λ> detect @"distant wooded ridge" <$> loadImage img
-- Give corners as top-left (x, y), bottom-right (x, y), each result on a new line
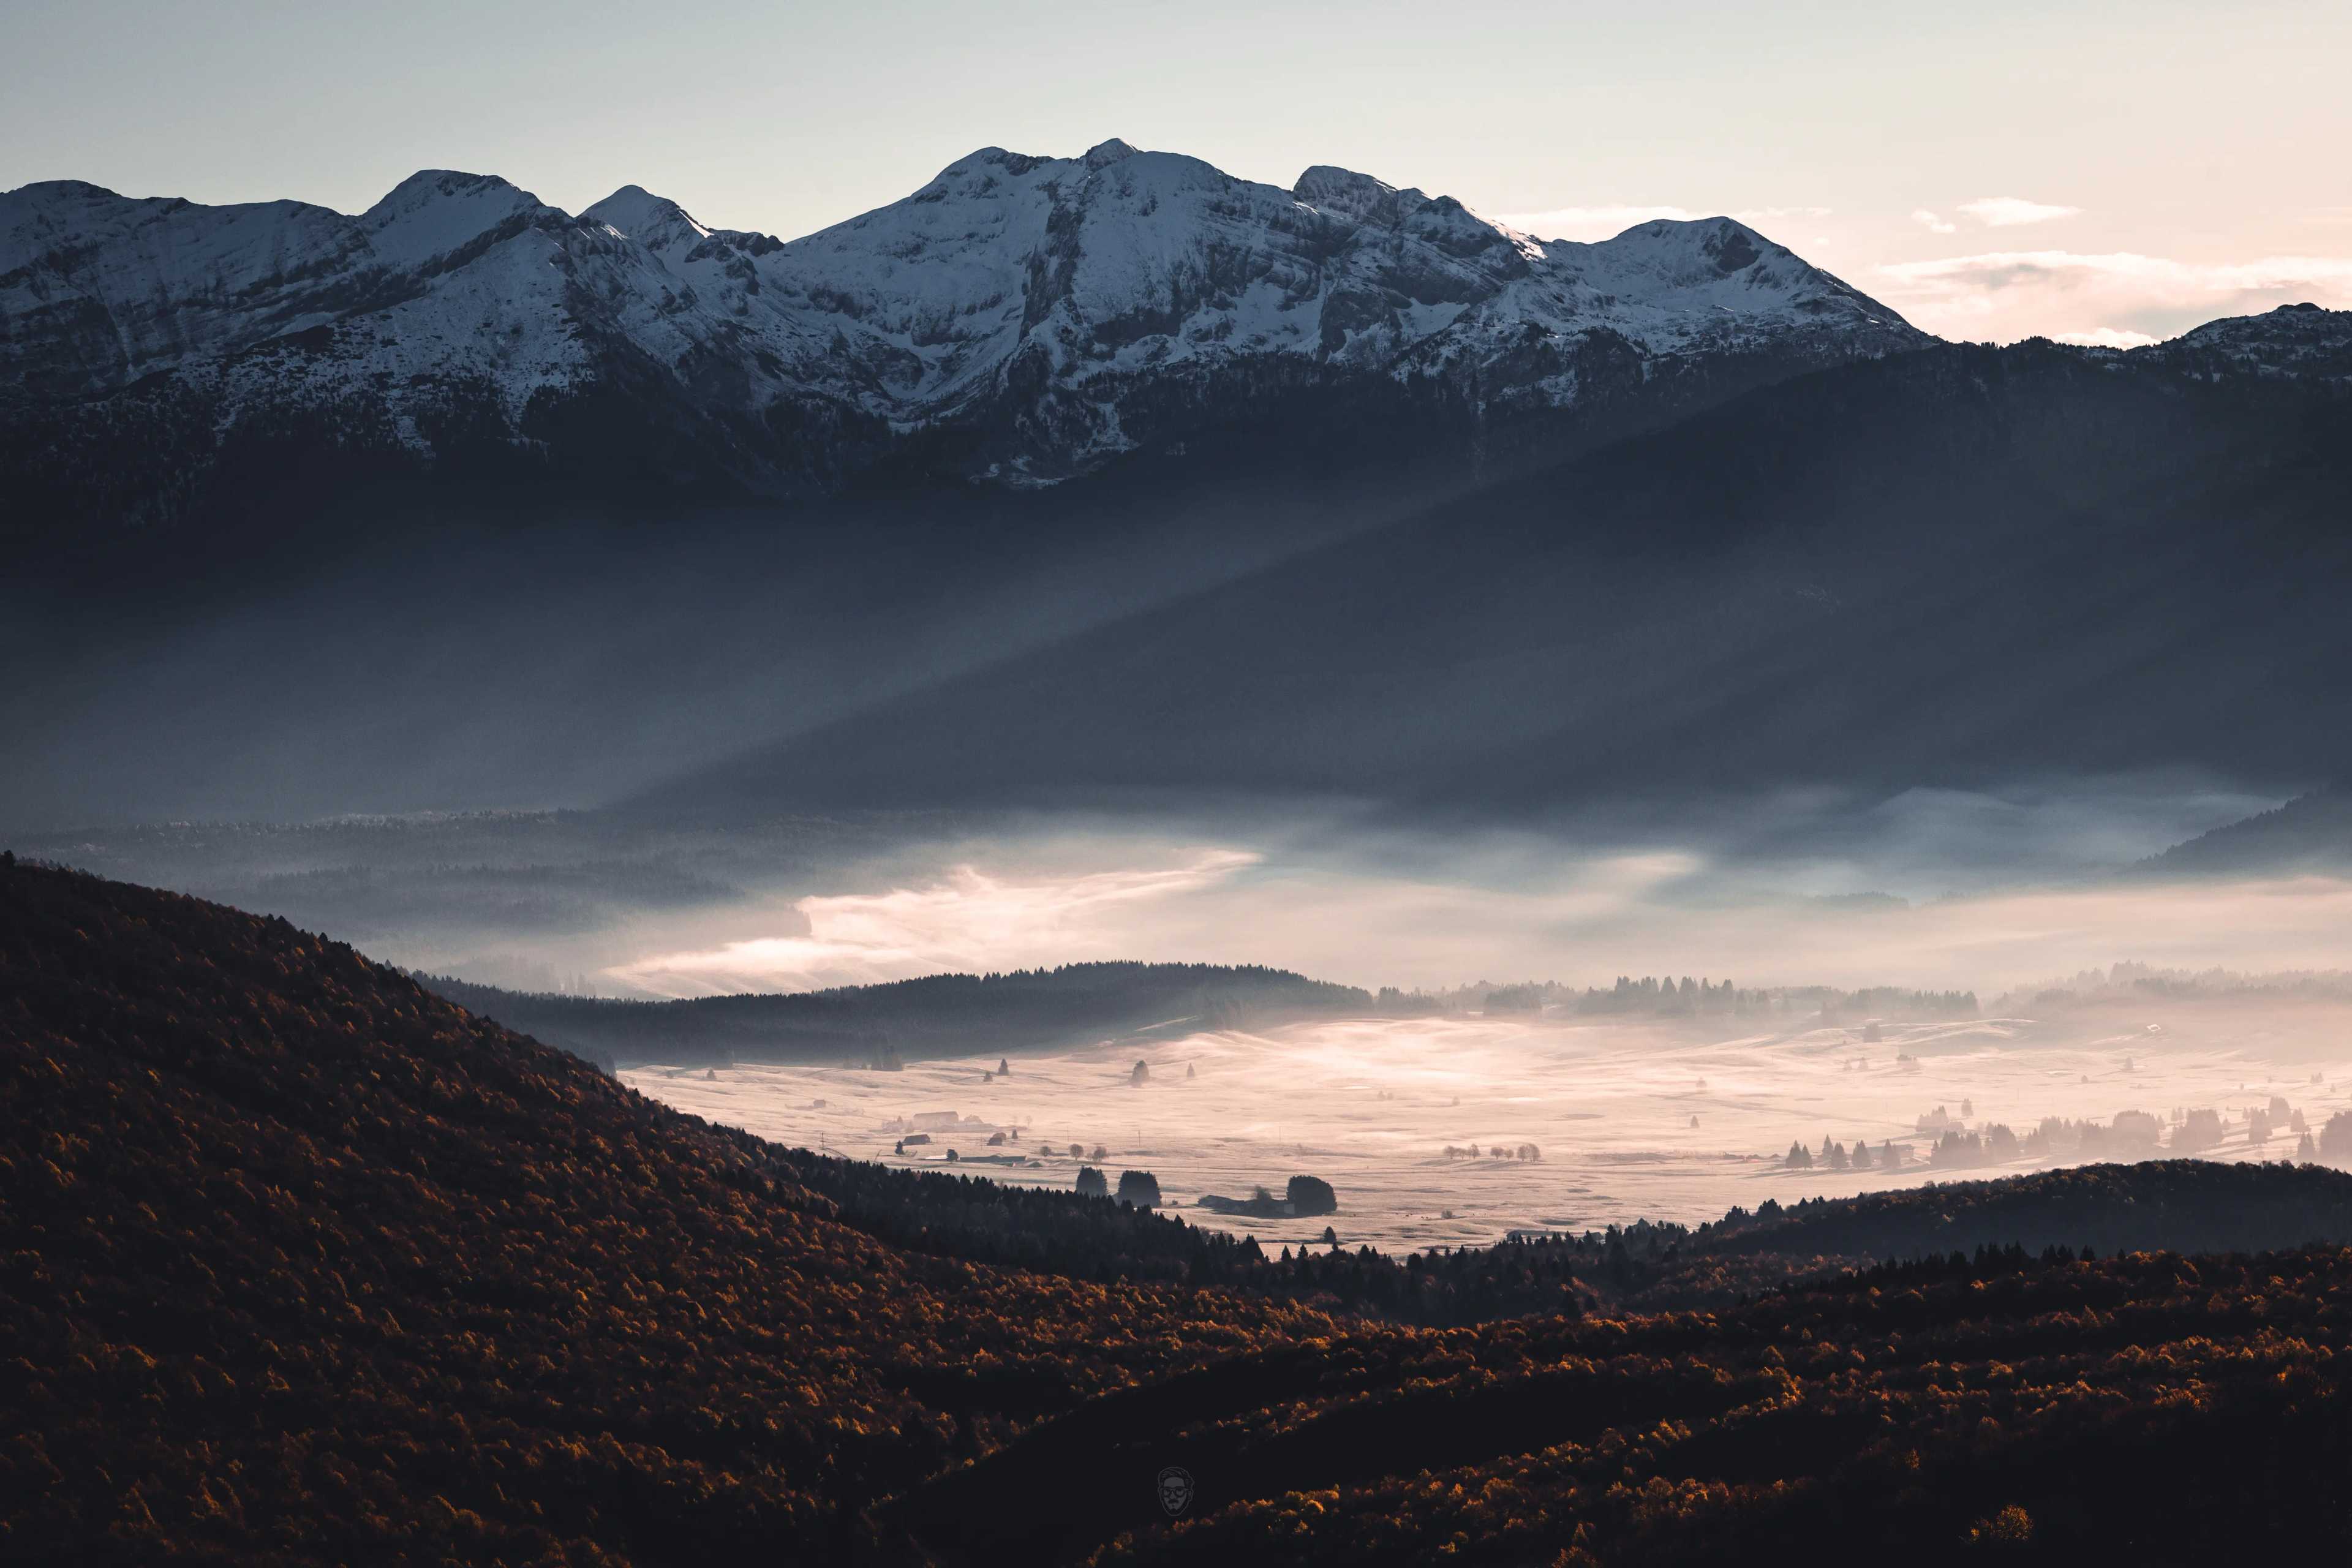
top-left (2130, 782), bottom-right (2352, 878)
top-left (413, 963), bottom-right (1992, 1069)
top-left (415, 961), bottom-right (1372, 1068)
top-left (1457, 976), bottom-right (1978, 1018)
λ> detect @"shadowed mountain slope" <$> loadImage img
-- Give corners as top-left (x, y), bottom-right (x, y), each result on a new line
top-left (2135, 783), bottom-right (2352, 877)
top-left (9, 309), bottom-right (2346, 831)
top-left (0, 857), bottom-right (1314, 1563)
top-left (643, 325), bottom-right (2352, 818)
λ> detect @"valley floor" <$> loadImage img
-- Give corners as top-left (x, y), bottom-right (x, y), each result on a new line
top-left (624, 1004), bottom-right (2352, 1250)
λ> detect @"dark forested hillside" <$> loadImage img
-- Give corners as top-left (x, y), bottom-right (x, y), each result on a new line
top-left (6, 858), bottom-right (2351, 1565)
top-left (2135, 783), bottom-right (2352, 877)
top-left (0, 858), bottom-right (1317, 1564)
top-left (418, 961), bottom-right (1371, 1067)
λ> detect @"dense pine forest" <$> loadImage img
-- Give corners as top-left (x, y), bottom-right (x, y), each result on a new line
top-left (5, 856), bottom-right (2350, 1564)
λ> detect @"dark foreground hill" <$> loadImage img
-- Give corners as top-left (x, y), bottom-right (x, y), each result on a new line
top-left (418, 962), bottom-right (1371, 1069)
top-left (0, 858), bottom-right (1314, 1564)
top-left (5, 858), bottom-right (2351, 1564)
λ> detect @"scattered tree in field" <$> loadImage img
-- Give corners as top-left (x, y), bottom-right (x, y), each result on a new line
top-left (2173, 1108), bottom-right (2223, 1152)
top-left (1286, 1175), bottom-right (1338, 1215)
top-left (1116, 1169), bottom-right (1163, 1207)
top-left (2320, 1111), bottom-right (2352, 1163)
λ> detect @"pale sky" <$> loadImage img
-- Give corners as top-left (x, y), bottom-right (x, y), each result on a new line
top-left (7, 0), bottom-right (2348, 345)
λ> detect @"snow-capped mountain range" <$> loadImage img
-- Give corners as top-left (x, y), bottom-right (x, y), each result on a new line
top-left (1, 140), bottom-right (1931, 507)
top-left (4, 139), bottom-right (2340, 514)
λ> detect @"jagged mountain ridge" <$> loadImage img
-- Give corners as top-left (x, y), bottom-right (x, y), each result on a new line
top-left (2, 139), bottom-right (1925, 513)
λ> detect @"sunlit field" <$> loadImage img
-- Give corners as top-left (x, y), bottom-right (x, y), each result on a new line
top-left (625, 1001), bottom-right (2352, 1250)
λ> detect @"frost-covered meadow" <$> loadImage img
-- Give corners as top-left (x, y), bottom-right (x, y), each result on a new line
top-left (624, 1002), bottom-right (2352, 1251)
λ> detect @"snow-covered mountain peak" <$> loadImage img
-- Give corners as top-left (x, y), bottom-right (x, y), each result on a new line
top-left (1, 180), bottom-right (148, 271)
top-left (582, 185), bottom-right (723, 254)
top-left (0, 178), bottom-right (380, 395)
top-left (2, 177), bottom-right (134, 225)
top-left (1083, 137), bottom-right (1139, 170)
top-left (1, 179), bottom-right (349, 276)
top-left (1599, 216), bottom-right (1770, 271)
top-left (1292, 165), bottom-right (1398, 222)
top-left (584, 184), bottom-right (692, 233)
top-left (1523, 216), bottom-right (1905, 335)
top-left (1290, 166), bottom-right (1534, 271)
top-left (359, 170), bottom-right (562, 271)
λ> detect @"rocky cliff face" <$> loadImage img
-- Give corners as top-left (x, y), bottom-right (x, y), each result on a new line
top-left (0, 139), bottom-right (2092, 524)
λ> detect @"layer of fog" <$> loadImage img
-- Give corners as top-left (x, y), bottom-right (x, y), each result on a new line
top-left (597, 780), bottom-right (2299, 1000)
top-left (627, 1000), bottom-right (2352, 1245)
top-left (33, 775), bottom-right (2352, 1244)
top-left (16, 775), bottom-right (2329, 1003)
